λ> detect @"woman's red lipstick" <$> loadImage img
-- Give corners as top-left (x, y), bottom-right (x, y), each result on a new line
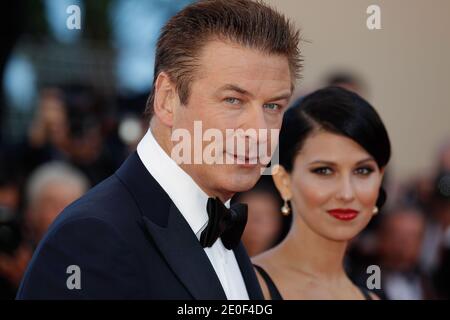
top-left (327, 209), bottom-right (359, 221)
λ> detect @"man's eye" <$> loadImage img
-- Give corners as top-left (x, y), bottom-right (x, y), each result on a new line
top-left (263, 103), bottom-right (281, 111)
top-left (312, 167), bottom-right (333, 175)
top-left (355, 167), bottom-right (374, 176)
top-left (225, 97), bottom-right (241, 105)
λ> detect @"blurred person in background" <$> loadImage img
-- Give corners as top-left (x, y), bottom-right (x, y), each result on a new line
top-left (62, 84), bottom-right (127, 186)
top-left (433, 224), bottom-right (450, 299)
top-left (24, 161), bottom-right (89, 247)
top-left (418, 139), bottom-right (450, 278)
top-left (375, 206), bottom-right (434, 299)
top-left (0, 152), bottom-right (23, 214)
top-left (28, 88), bottom-right (71, 159)
top-left (0, 152), bottom-right (30, 299)
top-left (67, 109), bottom-right (117, 186)
top-left (0, 88), bottom-right (70, 203)
top-left (0, 207), bottom-right (31, 300)
top-left (22, 88), bottom-right (72, 176)
top-left (437, 138), bottom-right (450, 171)
top-left (233, 176), bottom-right (291, 257)
top-left (19, 84), bottom-right (126, 187)
top-left (402, 173), bottom-right (435, 214)
top-left (433, 230), bottom-right (450, 299)
top-left (430, 167), bottom-right (450, 298)
top-left (325, 71), bottom-right (368, 99)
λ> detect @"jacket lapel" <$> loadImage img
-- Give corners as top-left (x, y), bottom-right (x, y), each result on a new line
top-left (142, 204), bottom-right (227, 299)
top-left (234, 243), bottom-right (264, 300)
top-left (115, 152), bottom-right (226, 299)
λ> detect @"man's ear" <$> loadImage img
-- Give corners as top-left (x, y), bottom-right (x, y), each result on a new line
top-left (271, 164), bottom-right (293, 201)
top-left (153, 72), bottom-right (178, 127)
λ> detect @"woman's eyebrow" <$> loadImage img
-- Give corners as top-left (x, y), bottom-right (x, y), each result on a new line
top-left (308, 160), bottom-right (336, 166)
top-left (356, 157), bottom-right (376, 165)
top-left (308, 157), bottom-right (375, 166)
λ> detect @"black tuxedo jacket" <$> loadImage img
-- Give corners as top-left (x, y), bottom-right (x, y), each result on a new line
top-left (17, 152), bottom-right (263, 299)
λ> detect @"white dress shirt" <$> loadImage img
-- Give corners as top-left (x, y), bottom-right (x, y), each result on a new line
top-left (137, 128), bottom-right (249, 300)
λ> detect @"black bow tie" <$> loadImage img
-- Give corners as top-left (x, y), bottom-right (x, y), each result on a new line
top-left (200, 197), bottom-right (248, 250)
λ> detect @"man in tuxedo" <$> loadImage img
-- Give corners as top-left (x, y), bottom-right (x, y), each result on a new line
top-left (17, 0), bottom-right (302, 299)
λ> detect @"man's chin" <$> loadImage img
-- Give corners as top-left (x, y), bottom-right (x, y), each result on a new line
top-left (222, 170), bottom-right (261, 193)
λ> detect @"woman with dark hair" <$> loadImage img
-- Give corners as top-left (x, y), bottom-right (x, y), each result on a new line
top-left (253, 86), bottom-right (391, 300)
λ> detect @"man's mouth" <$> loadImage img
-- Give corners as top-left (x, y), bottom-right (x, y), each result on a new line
top-left (225, 152), bottom-right (259, 166)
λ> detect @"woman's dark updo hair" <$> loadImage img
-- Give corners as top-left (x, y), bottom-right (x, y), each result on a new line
top-left (279, 86), bottom-right (391, 209)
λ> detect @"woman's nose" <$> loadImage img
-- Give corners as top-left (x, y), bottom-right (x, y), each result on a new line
top-left (336, 175), bottom-right (355, 202)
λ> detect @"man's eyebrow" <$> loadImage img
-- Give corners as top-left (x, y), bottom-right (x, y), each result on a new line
top-left (218, 84), bottom-right (254, 98)
top-left (270, 92), bottom-right (292, 102)
top-left (217, 84), bottom-right (292, 101)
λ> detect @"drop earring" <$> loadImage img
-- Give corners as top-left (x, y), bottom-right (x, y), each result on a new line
top-left (281, 199), bottom-right (291, 216)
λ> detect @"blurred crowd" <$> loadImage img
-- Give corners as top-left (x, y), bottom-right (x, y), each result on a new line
top-left (0, 74), bottom-right (449, 300)
top-left (0, 84), bottom-right (147, 299)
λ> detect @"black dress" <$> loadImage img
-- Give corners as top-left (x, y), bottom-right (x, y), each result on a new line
top-left (254, 265), bottom-right (373, 300)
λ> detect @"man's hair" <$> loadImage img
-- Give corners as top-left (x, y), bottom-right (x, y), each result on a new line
top-left (144, 0), bottom-right (302, 118)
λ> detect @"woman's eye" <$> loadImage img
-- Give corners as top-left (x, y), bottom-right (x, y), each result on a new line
top-left (355, 167), bottom-right (374, 176)
top-left (263, 103), bottom-right (281, 111)
top-left (225, 97), bottom-right (241, 105)
top-left (312, 167), bottom-right (333, 175)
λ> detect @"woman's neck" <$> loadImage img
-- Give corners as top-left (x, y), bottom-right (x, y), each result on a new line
top-left (277, 215), bottom-right (349, 284)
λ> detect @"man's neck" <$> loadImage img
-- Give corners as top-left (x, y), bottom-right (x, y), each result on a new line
top-left (150, 123), bottom-right (233, 203)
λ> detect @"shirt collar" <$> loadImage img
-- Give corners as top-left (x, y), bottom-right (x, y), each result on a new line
top-left (137, 129), bottom-right (230, 239)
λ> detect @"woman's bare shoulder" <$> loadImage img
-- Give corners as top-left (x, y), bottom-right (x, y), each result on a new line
top-left (251, 250), bottom-right (280, 300)
top-left (251, 247), bottom-right (279, 268)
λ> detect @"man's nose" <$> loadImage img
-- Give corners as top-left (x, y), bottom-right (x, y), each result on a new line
top-left (244, 104), bottom-right (269, 131)
top-left (240, 105), bottom-right (271, 146)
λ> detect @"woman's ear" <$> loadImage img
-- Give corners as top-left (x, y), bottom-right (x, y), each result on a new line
top-left (271, 164), bottom-right (293, 201)
top-left (379, 167), bottom-right (386, 181)
top-left (153, 71), bottom-right (179, 127)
